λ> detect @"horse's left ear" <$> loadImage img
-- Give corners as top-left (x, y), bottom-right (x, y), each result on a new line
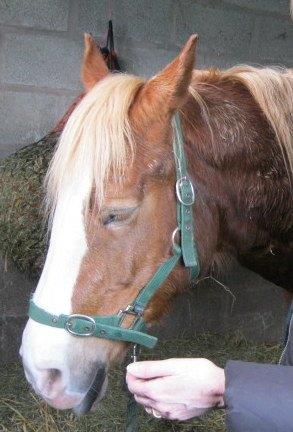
top-left (139, 35), bottom-right (198, 114)
top-left (81, 33), bottom-right (109, 91)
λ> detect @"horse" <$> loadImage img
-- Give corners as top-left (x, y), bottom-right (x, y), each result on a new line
top-left (20, 33), bottom-right (293, 413)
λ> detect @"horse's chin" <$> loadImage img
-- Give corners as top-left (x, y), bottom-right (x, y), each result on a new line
top-left (73, 369), bottom-right (108, 415)
top-left (44, 393), bottom-right (83, 410)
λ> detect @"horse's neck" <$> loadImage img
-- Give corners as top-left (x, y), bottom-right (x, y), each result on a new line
top-left (183, 73), bottom-right (292, 266)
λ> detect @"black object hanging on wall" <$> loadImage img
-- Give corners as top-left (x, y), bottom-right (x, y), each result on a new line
top-left (101, 20), bottom-right (121, 71)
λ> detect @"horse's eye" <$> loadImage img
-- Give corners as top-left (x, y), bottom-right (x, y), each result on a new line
top-left (103, 213), bottom-right (117, 225)
top-left (101, 207), bottom-right (138, 227)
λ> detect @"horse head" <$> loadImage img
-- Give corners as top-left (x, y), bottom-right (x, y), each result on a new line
top-left (20, 34), bottom-right (201, 411)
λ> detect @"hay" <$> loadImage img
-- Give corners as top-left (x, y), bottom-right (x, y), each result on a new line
top-left (0, 132), bottom-right (59, 276)
top-left (0, 333), bottom-right (281, 432)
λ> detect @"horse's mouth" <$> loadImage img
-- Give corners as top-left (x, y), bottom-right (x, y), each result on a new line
top-left (73, 368), bottom-right (108, 415)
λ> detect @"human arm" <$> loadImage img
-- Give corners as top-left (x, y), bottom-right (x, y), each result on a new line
top-left (225, 360), bottom-right (293, 432)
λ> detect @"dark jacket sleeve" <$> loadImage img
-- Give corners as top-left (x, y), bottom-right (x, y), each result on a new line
top-left (224, 360), bottom-right (293, 432)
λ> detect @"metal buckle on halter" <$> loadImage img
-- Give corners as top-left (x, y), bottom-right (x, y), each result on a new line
top-left (118, 304), bottom-right (143, 318)
top-left (65, 314), bottom-right (96, 337)
top-left (176, 176), bottom-right (195, 206)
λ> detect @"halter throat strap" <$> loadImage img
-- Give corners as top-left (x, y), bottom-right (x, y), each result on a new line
top-left (28, 112), bottom-right (200, 349)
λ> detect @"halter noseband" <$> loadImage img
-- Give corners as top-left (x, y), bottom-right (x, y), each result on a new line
top-left (28, 112), bottom-right (200, 349)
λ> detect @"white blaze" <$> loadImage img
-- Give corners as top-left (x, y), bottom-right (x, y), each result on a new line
top-left (21, 178), bottom-right (89, 372)
top-left (34, 183), bottom-right (88, 314)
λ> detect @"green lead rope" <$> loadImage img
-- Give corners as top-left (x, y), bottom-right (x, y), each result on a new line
top-left (126, 389), bottom-right (140, 432)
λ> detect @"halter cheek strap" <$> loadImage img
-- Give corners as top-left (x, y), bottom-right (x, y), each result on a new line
top-left (173, 113), bottom-right (199, 276)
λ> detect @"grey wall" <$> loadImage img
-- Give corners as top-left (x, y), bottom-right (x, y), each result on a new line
top-left (0, 0), bottom-right (292, 158)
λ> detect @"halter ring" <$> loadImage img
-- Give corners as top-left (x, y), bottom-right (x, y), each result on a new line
top-left (172, 227), bottom-right (180, 248)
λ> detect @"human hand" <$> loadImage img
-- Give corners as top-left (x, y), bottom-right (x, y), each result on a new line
top-left (126, 358), bottom-right (225, 421)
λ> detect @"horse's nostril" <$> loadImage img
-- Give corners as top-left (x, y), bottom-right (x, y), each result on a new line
top-left (36, 368), bottom-right (64, 399)
top-left (48, 368), bottom-right (62, 384)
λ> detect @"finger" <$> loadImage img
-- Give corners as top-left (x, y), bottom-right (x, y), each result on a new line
top-left (171, 407), bottom-right (210, 421)
top-left (134, 394), bottom-right (154, 407)
top-left (127, 359), bottom-right (176, 379)
top-left (152, 402), bottom-right (186, 416)
top-left (134, 394), bottom-right (186, 417)
top-left (126, 374), bottom-right (152, 397)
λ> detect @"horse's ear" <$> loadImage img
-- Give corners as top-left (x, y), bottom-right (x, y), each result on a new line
top-left (140, 35), bottom-right (198, 114)
top-left (81, 33), bottom-right (109, 91)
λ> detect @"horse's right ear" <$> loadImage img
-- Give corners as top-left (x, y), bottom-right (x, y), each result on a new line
top-left (133, 35), bottom-right (198, 122)
top-left (81, 34), bottom-right (109, 91)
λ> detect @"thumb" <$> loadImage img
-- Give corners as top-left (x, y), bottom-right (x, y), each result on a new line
top-left (127, 359), bottom-right (176, 379)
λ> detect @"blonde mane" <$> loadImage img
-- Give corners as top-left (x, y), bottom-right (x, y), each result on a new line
top-left (47, 65), bottom-right (293, 224)
top-left (45, 74), bottom-right (144, 219)
top-left (221, 65), bottom-right (293, 182)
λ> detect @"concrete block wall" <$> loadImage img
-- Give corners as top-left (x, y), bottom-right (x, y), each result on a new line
top-left (0, 0), bottom-right (292, 158)
top-left (0, 257), bottom-right (36, 363)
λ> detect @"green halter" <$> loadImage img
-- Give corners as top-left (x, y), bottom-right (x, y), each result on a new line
top-left (28, 112), bottom-right (200, 430)
top-left (28, 112), bottom-right (199, 348)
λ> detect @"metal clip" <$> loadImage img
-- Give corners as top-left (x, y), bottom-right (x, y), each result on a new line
top-left (118, 303), bottom-right (144, 318)
top-left (131, 344), bottom-right (141, 363)
top-left (118, 304), bottom-right (138, 318)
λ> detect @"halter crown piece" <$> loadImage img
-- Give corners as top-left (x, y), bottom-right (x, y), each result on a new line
top-left (28, 112), bottom-right (200, 430)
